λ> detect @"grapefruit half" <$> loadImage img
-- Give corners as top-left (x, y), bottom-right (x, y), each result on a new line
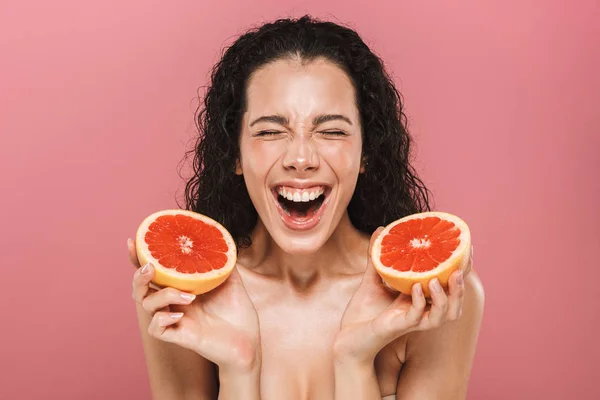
top-left (371, 211), bottom-right (471, 297)
top-left (135, 209), bottom-right (237, 295)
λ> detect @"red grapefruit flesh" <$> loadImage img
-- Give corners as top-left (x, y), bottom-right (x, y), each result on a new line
top-left (135, 209), bottom-right (237, 294)
top-left (371, 211), bottom-right (471, 297)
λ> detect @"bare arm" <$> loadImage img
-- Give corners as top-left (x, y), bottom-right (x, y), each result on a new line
top-left (395, 271), bottom-right (485, 399)
top-left (333, 359), bottom-right (382, 399)
top-left (334, 272), bottom-right (484, 400)
top-left (129, 239), bottom-right (261, 400)
top-left (136, 303), bottom-right (218, 400)
top-left (333, 231), bottom-right (479, 400)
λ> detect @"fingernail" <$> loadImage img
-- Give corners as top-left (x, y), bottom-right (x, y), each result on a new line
top-left (170, 312), bottom-right (183, 319)
top-left (180, 292), bottom-right (196, 301)
top-left (431, 278), bottom-right (443, 293)
top-left (141, 263), bottom-right (151, 274)
top-left (457, 271), bottom-right (464, 285)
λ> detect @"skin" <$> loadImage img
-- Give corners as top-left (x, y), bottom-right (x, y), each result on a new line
top-left (129, 57), bottom-right (485, 399)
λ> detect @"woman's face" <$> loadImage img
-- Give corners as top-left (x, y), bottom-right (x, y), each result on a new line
top-left (238, 57), bottom-right (364, 254)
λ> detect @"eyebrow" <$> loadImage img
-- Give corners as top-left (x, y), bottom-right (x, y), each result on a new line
top-left (249, 113), bottom-right (353, 127)
top-left (249, 115), bottom-right (289, 127)
top-left (313, 114), bottom-right (353, 126)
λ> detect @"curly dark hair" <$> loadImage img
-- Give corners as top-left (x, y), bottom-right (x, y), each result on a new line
top-left (177, 15), bottom-right (432, 249)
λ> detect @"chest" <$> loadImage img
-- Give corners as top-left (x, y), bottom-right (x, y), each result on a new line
top-left (253, 294), bottom-right (402, 399)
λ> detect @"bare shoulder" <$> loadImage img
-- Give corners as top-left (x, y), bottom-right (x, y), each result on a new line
top-left (462, 269), bottom-right (485, 314)
top-left (462, 269), bottom-right (485, 325)
top-left (394, 271), bottom-right (485, 399)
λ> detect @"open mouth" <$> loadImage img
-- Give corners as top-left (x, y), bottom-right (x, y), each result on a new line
top-left (270, 185), bottom-right (332, 229)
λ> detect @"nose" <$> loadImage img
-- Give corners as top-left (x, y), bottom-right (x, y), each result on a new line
top-left (282, 134), bottom-right (319, 172)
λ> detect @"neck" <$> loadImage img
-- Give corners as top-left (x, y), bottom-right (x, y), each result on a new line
top-left (240, 213), bottom-right (370, 291)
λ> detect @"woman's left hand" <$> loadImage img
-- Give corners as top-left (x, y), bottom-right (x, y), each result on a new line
top-left (334, 227), bottom-right (472, 365)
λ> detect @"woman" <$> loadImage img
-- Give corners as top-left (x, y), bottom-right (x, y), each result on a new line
top-left (128, 15), bottom-right (484, 400)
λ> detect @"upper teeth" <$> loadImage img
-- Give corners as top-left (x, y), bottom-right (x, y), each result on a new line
top-left (277, 186), bottom-right (325, 202)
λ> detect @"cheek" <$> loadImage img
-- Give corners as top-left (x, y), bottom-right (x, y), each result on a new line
top-left (318, 142), bottom-right (362, 178)
top-left (242, 141), bottom-right (284, 177)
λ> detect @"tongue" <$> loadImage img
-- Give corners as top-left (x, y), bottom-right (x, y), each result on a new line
top-left (290, 204), bottom-right (313, 219)
top-left (282, 197), bottom-right (322, 219)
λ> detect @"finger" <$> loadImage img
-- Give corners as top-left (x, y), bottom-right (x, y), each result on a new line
top-left (403, 283), bottom-right (427, 327)
top-left (127, 238), bottom-right (141, 269)
top-left (446, 270), bottom-right (465, 320)
top-left (371, 285), bottom-right (425, 343)
top-left (421, 278), bottom-right (449, 329)
top-left (379, 284), bottom-right (426, 333)
top-left (361, 226), bottom-right (386, 285)
top-left (375, 293), bottom-right (412, 338)
top-left (142, 287), bottom-right (196, 315)
top-left (132, 262), bottom-right (155, 303)
top-left (147, 311), bottom-right (184, 340)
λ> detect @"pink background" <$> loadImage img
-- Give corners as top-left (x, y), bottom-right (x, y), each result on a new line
top-left (1, 0), bottom-right (598, 399)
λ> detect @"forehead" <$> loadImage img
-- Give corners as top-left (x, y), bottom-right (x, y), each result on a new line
top-left (245, 57), bottom-right (359, 121)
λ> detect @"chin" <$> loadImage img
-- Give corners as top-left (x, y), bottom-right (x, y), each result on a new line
top-left (270, 231), bottom-right (331, 255)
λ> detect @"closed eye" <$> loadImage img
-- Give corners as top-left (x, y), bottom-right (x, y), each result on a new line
top-left (256, 130), bottom-right (282, 136)
top-left (255, 130), bottom-right (347, 137)
top-left (321, 131), bottom-right (347, 136)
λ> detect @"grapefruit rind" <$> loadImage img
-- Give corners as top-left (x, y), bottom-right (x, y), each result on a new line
top-left (135, 209), bottom-right (237, 295)
top-left (371, 211), bottom-right (471, 297)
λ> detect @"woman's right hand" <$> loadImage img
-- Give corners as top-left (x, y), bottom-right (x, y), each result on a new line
top-left (128, 238), bottom-right (261, 373)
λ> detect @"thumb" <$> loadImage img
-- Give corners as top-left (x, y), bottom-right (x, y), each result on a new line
top-left (127, 238), bottom-right (142, 269)
top-left (223, 265), bottom-right (248, 293)
top-left (371, 305), bottom-right (417, 345)
top-left (361, 226), bottom-right (386, 285)
top-left (204, 265), bottom-right (250, 304)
